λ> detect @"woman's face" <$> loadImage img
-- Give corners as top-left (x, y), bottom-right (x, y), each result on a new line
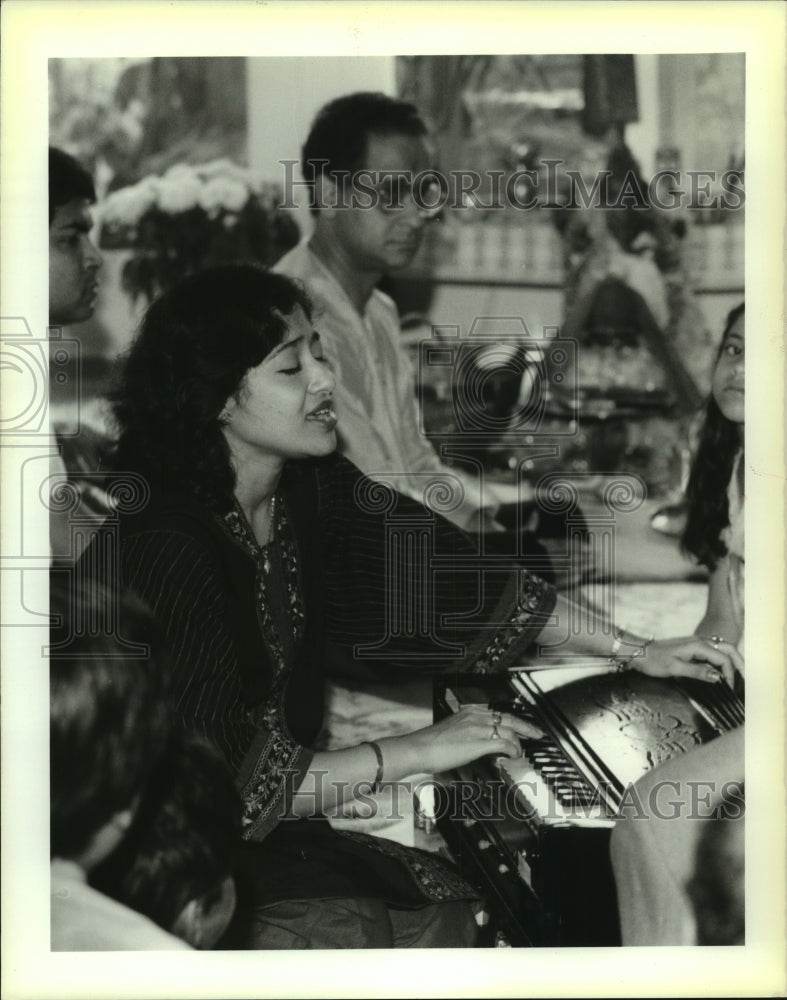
top-left (711, 311), bottom-right (745, 425)
top-left (221, 307), bottom-right (337, 467)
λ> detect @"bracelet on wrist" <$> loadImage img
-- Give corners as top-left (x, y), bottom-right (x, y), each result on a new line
top-left (362, 740), bottom-right (384, 794)
top-left (608, 626), bottom-right (655, 673)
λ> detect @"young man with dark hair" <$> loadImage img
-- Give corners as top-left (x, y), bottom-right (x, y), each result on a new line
top-left (48, 146), bottom-right (103, 326)
top-left (48, 147), bottom-right (105, 561)
top-left (49, 580), bottom-right (188, 950)
top-left (91, 734), bottom-right (242, 950)
top-left (275, 92), bottom-right (525, 535)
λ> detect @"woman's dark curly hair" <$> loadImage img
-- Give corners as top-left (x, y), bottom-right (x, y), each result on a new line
top-left (111, 265), bottom-right (312, 512)
top-left (681, 302), bottom-right (745, 570)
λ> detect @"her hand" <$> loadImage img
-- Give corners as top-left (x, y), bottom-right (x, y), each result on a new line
top-left (413, 705), bottom-right (544, 775)
top-left (634, 636), bottom-right (742, 687)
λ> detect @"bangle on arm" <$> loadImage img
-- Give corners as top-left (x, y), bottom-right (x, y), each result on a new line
top-left (608, 625), bottom-right (655, 672)
top-left (362, 740), bottom-right (384, 794)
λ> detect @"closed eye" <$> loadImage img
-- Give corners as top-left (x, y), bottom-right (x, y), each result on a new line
top-left (310, 332), bottom-right (334, 370)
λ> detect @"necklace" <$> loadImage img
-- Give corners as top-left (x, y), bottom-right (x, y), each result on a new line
top-left (261, 493), bottom-right (277, 574)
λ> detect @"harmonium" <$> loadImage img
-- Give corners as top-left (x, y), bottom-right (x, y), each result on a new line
top-left (431, 663), bottom-right (745, 947)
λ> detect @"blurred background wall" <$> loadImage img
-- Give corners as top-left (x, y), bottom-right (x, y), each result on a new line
top-left (49, 52), bottom-right (744, 501)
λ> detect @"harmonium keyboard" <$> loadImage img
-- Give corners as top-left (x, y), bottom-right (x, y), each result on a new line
top-left (431, 663), bottom-right (745, 947)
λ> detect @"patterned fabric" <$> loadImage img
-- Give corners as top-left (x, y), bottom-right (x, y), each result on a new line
top-left (119, 530), bottom-right (260, 771)
top-left (333, 829), bottom-right (477, 904)
top-left (116, 514), bottom-right (314, 842)
top-left (471, 571), bottom-right (555, 673)
top-left (224, 498), bottom-right (305, 677)
top-left (316, 454), bottom-right (557, 673)
top-left (222, 499), bottom-right (310, 839)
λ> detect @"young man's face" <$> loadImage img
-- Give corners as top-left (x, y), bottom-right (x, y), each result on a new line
top-left (327, 131), bottom-right (435, 276)
top-left (49, 197), bottom-right (103, 325)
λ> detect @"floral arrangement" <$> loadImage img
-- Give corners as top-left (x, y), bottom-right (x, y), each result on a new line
top-left (98, 159), bottom-right (300, 303)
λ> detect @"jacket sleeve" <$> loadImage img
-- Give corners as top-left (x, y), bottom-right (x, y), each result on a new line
top-left (119, 529), bottom-right (313, 841)
top-left (316, 455), bottom-right (556, 674)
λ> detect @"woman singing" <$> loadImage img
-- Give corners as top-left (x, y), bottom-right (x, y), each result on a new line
top-left (89, 265), bottom-right (740, 949)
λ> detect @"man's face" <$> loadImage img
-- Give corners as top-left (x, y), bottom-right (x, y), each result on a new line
top-left (49, 197), bottom-right (103, 325)
top-left (327, 131), bottom-right (435, 276)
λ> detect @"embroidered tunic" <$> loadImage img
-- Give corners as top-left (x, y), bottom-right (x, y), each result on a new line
top-left (99, 454), bottom-right (555, 905)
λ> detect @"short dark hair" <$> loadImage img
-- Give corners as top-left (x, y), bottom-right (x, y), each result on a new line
top-left (90, 733), bottom-right (242, 934)
top-left (301, 91), bottom-right (427, 215)
top-left (49, 146), bottom-right (96, 226)
top-left (111, 265), bottom-right (313, 511)
top-left (49, 577), bottom-right (172, 859)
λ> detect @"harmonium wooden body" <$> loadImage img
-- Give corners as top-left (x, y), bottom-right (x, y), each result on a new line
top-left (431, 663), bottom-right (745, 947)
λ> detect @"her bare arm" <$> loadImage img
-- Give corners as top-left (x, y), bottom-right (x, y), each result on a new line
top-left (289, 706), bottom-right (540, 817)
top-left (694, 557), bottom-right (742, 648)
top-left (541, 593), bottom-right (743, 686)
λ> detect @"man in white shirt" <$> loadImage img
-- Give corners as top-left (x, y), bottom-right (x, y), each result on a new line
top-left (276, 92), bottom-right (528, 536)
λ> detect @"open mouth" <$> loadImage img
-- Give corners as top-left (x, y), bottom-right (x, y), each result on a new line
top-left (306, 400), bottom-right (337, 429)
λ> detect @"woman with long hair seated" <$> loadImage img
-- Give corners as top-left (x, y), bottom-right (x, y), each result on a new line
top-left (87, 265), bottom-right (741, 949)
top-left (610, 303), bottom-right (746, 946)
top-left (682, 302), bottom-right (746, 653)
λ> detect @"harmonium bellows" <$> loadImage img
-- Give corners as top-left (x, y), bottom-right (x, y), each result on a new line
top-left (431, 664), bottom-right (744, 947)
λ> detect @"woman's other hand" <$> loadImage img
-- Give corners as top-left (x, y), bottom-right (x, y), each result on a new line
top-left (635, 636), bottom-right (742, 688)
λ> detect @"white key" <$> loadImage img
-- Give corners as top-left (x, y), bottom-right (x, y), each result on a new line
top-left (496, 753), bottom-right (615, 828)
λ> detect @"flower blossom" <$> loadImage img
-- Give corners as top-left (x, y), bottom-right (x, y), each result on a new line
top-left (198, 175), bottom-right (249, 217)
top-left (157, 167), bottom-right (202, 214)
top-left (198, 158), bottom-right (250, 183)
top-left (100, 177), bottom-right (159, 227)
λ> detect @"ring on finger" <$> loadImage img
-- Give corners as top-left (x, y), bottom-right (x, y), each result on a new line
top-left (490, 723), bottom-right (500, 740)
top-left (491, 710), bottom-right (502, 726)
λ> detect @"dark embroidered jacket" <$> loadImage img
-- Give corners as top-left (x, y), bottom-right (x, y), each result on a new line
top-left (80, 454), bottom-right (555, 903)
